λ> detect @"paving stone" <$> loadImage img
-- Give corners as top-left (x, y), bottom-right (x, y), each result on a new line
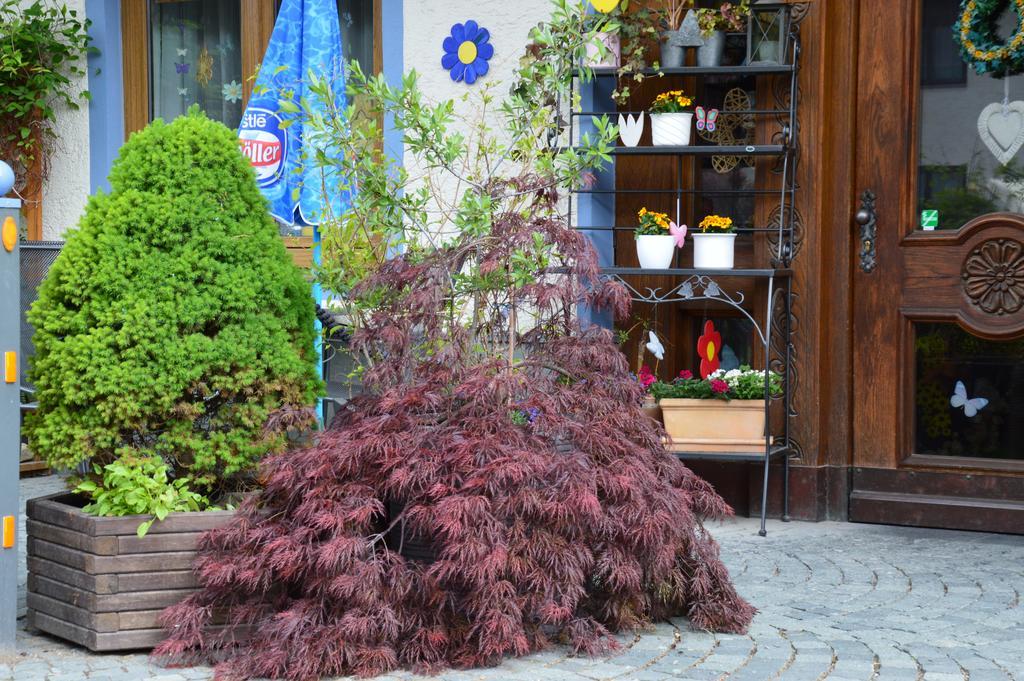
top-left (12, 474), bottom-right (1024, 680)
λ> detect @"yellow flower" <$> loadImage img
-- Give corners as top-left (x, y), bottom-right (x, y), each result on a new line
top-left (698, 214), bottom-right (734, 232)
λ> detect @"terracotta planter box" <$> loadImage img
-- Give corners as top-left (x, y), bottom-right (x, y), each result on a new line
top-left (659, 398), bottom-right (769, 453)
top-left (25, 492), bottom-right (234, 651)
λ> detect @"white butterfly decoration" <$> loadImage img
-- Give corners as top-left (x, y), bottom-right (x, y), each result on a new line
top-left (177, 87), bottom-right (189, 96)
top-left (176, 48), bottom-right (189, 57)
top-left (617, 113), bottom-right (644, 148)
top-left (950, 380), bottom-right (988, 418)
top-left (645, 331), bottom-right (665, 361)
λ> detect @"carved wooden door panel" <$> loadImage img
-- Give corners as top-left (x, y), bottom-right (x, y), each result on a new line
top-left (850, 0), bottom-right (1024, 533)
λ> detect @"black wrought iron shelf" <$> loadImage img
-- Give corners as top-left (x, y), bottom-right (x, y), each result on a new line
top-left (567, 30), bottom-right (803, 536)
top-left (577, 64), bottom-right (796, 78)
top-left (667, 444), bottom-right (793, 463)
top-left (576, 144), bottom-right (787, 157)
top-left (599, 267), bottom-right (791, 279)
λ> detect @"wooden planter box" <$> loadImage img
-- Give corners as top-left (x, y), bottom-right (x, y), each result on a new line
top-left (283, 236), bottom-right (313, 269)
top-left (25, 492), bottom-right (234, 651)
top-left (659, 398), bottom-right (769, 453)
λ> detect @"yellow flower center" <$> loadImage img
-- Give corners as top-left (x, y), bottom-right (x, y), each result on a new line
top-left (706, 341), bottom-right (716, 360)
top-left (458, 40), bottom-right (478, 65)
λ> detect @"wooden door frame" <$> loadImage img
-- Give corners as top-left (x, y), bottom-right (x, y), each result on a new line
top-left (121, 0), bottom-right (278, 137)
top-left (846, 0), bottom-right (1024, 533)
top-left (121, 0), bottom-right (383, 137)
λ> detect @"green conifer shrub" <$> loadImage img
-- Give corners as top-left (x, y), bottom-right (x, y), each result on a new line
top-left (26, 108), bottom-right (321, 502)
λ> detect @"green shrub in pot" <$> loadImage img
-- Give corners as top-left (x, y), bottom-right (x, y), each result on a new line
top-left (26, 107), bottom-right (321, 513)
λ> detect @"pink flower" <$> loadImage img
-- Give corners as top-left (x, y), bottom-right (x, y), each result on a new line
top-left (637, 365), bottom-right (656, 388)
top-left (678, 369), bottom-right (693, 380)
top-left (710, 378), bottom-right (730, 394)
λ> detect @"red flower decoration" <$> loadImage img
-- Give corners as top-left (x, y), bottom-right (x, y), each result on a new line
top-left (697, 320), bottom-right (722, 378)
top-left (678, 369), bottom-right (693, 380)
top-left (710, 378), bottom-right (730, 394)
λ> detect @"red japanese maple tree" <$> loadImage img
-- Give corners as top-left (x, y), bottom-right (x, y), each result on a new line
top-left (154, 5), bottom-right (754, 679)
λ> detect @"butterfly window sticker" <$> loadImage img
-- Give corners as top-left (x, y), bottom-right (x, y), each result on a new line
top-left (175, 47), bottom-right (190, 99)
top-left (950, 380), bottom-right (989, 418)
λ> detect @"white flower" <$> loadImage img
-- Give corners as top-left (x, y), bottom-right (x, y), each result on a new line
top-left (222, 80), bottom-right (243, 103)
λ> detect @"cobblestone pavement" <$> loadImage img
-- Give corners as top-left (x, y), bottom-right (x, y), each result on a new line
top-left (5, 475), bottom-right (1023, 681)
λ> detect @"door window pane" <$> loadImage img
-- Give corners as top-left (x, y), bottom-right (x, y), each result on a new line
top-left (339, 0), bottom-right (375, 74)
top-left (918, 0), bottom-right (1024, 230)
top-left (150, 0), bottom-right (244, 128)
top-left (914, 322), bottom-right (1024, 460)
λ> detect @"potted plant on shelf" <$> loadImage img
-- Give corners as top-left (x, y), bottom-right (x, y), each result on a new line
top-left (649, 89), bottom-right (696, 146)
top-left (693, 214), bottom-right (737, 268)
top-left (695, 1), bottom-right (750, 67)
top-left (635, 207), bottom-right (684, 268)
top-left (610, 3), bottom-right (658, 106)
top-left (651, 364), bottom-right (782, 452)
top-left (658, 0), bottom-right (697, 68)
top-left (23, 108), bottom-right (321, 652)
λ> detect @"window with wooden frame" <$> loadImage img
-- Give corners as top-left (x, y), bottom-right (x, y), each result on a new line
top-left (121, 0), bottom-right (382, 136)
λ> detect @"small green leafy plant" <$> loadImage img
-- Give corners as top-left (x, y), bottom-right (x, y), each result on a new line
top-left (0, 0), bottom-right (93, 194)
top-left (651, 366), bottom-right (782, 401)
top-left (76, 458), bottom-right (211, 537)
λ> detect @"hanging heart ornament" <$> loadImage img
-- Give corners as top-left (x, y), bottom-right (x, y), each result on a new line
top-left (978, 100), bottom-right (1024, 165)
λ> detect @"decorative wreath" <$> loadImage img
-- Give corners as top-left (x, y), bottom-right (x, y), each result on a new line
top-left (955, 0), bottom-right (1024, 77)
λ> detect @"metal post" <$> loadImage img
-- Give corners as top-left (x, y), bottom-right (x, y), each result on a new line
top-left (759, 275), bottom-right (775, 537)
top-left (782, 275), bottom-right (791, 522)
top-left (0, 197), bottom-right (22, 653)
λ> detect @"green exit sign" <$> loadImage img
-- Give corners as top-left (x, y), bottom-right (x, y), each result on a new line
top-left (921, 209), bottom-right (938, 230)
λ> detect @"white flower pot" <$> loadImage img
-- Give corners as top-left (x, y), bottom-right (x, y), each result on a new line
top-left (650, 112), bottom-right (693, 146)
top-left (692, 232), bottom-right (737, 269)
top-left (636, 234), bottom-right (676, 269)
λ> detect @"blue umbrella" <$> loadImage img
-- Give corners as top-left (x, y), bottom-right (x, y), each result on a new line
top-left (238, 0), bottom-right (348, 227)
top-left (237, 0), bottom-right (349, 424)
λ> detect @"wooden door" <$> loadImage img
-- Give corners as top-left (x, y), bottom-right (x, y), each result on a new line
top-left (849, 0), bottom-right (1024, 533)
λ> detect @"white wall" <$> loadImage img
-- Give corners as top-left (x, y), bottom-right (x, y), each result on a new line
top-left (17, 0), bottom-right (91, 239)
top-left (400, 0), bottom-right (554, 237)
top-left (403, 0), bottom-right (552, 108)
top-left (401, 0), bottom-right (552, 148)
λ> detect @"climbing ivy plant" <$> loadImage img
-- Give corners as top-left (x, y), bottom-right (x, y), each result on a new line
top-left (0, 0), bottom-right (93, 194)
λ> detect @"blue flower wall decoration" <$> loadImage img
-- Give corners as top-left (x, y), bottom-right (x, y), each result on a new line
top-left (441, 20), bottom-right (493, 84)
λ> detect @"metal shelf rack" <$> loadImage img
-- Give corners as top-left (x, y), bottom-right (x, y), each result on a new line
top-left (569, 33), bottom-right (802, 537)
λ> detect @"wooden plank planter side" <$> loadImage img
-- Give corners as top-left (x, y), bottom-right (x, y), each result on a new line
top-left (27, 493), bottom-right (231, 536)
top-left (28, 574), bottom-right (197, 612)
top-left (25, 492), bottom-right (234, 651)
